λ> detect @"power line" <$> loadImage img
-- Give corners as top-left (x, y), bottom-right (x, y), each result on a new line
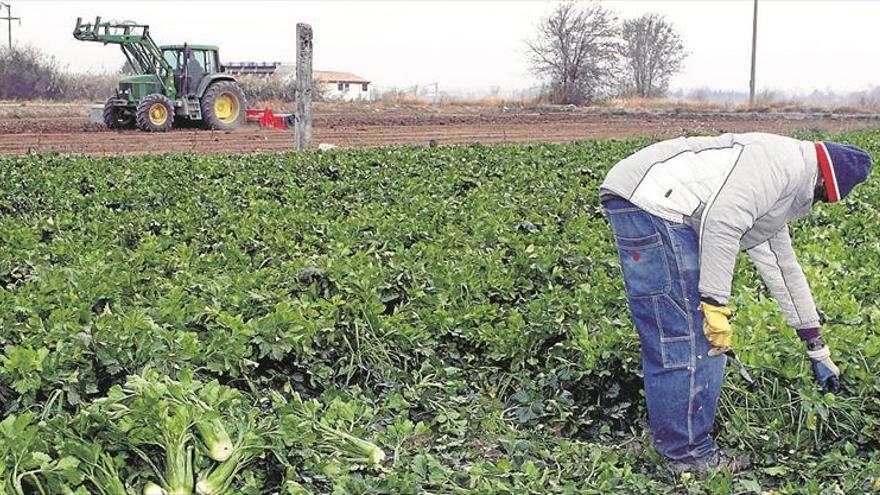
top-left (0, 2), bottom-right (21, 50)
top-left (749, 0), bottom-right (758, 107)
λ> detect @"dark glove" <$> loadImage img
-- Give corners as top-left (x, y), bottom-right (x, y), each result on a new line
top-left (806, 337), bottom-right (840, 394)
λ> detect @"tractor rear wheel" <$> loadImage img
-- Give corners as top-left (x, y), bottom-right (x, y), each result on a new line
top-left (103, 97), bottom-right (135, 129)
top-left (201, 81), bottom-right (247, 130)
top-left (136, 94), bottom-right (174, 132)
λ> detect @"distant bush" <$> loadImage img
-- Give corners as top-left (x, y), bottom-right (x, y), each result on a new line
top-left (0, 45), bottom-right (117, 101)
top-left (236, 75), bottom-right (327, 104)
top-left (0, 45), bottom-right (66, 100)
top-left (61, 73), bottom-right (118, 101)
top-left (236, 75), bottom-right (297, 102)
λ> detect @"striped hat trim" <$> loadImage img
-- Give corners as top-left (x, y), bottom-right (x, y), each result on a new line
top-left (815, 142), bottom-right (841, 203)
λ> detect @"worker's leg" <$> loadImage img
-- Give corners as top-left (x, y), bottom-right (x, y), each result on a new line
top-left (660, 218), bottom-right (728, 461)
top-left (604, 197), bottom-right (726, 462)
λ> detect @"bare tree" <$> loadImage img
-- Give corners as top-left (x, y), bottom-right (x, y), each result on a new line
top-left (526, 2), bottom-right (620, 105)
top-left (619, 13), bottom-right (686, 98)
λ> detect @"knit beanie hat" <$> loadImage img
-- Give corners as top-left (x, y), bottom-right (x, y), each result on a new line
top-left (815, 141), bottom-right (873, 203)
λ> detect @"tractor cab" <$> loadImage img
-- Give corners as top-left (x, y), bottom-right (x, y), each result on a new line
top-left (161, 44), bottom-right (221, 97)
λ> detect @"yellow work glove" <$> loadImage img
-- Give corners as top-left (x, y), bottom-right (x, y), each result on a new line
top-left (700, 302), bottom-right (732, 356)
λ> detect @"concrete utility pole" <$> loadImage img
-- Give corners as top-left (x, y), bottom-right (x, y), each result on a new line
top-left (749, 0), bottom-right (758, 106)
top-left (294, 23), bottom-right (313, 150)
top-left (0, 2), bottom-right (21, 50)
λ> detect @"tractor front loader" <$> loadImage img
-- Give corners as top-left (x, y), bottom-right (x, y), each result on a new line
top-left (73, 17), bottom-right (247, 132)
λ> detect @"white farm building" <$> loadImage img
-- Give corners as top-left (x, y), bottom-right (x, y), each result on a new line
top-left (313, 71), bottom-right (372, 101)
top-left (223, 62), bottom-right (372, 101)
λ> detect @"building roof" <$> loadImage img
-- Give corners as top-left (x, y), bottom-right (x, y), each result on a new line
top-left (314, 71), bottom-right (370, 84)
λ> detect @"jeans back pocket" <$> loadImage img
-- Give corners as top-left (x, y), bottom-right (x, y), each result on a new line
top-left (615, 233), bottom-right (671, 298)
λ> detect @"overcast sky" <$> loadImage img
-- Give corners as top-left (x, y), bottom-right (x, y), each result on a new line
top-left (6, 0), bottom-right (880, 94)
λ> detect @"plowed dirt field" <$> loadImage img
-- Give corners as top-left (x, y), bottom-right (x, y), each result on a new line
top-left (1, 105), bottom-right (878, 156)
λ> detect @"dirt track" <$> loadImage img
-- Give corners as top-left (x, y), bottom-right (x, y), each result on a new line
top-left (2, 107), bottom-right (879, 156)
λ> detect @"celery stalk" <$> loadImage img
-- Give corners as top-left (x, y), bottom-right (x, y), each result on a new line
top-left (196, 417), bottom-right (233, 462)
top-left (143, 482), bottom-right (167, 495)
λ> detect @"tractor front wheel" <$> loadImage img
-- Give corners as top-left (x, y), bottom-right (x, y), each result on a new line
top-left (103, 97), bottom-right (135, 129)
top-left (136, 94), bottom-right (174, 132)
top-left (201, 81), bottom-right (247, 130)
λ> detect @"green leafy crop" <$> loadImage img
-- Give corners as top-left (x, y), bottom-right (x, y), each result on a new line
top-left (1, 131), bottom-right (879, 493)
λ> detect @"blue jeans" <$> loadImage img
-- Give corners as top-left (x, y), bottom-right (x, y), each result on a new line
top-left (604, 197), bottom-right (727, 462)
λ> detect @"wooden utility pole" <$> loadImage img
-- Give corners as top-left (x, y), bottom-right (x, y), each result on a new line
top-left (294, 23), bottom-right (313, 150)
top-left (0, 2), bottom-right (21, 50)
top-left (749, 0), bottom-right (758, 106)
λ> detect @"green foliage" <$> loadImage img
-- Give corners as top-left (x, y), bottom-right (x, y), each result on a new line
top-left (1, 131), bottom-right (880, 492)
top-left (0, 413), bottom-right (82, 495)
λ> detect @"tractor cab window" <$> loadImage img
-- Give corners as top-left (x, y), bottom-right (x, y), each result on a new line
top-left (192, 50), bottom-right (216, 74)
top-left (162, 49), bottom-right (218, 74)
top-left (163, 50), bottom-right (182, 71)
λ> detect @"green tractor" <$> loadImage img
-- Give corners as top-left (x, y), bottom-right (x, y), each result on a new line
top-left (73, 17), bottom-right (247, 132)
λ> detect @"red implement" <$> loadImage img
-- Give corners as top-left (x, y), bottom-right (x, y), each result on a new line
top-left (245, 107), bottom-right (292, 130)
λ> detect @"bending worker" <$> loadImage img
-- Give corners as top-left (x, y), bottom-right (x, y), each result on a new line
top-left (598, 132), bottom-right (872, 473)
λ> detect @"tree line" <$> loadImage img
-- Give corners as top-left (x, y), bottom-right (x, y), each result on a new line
top-left (527, 1), bottom-right (687, 105)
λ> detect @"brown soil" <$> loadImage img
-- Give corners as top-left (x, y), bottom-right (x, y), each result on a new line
top-left (1, 106), bottom-right (878, 156)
